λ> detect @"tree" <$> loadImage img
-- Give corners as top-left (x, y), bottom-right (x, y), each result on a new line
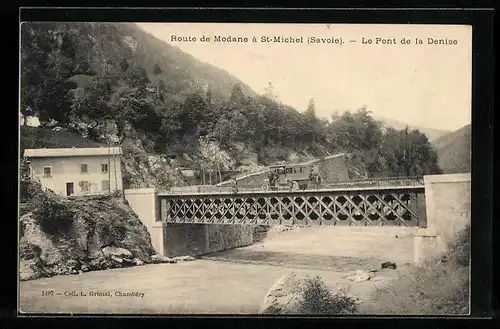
top-left (70, 78), bottom-right (112, 121)
top-left (125, 66), bottom-right (150, 87)
top-left (179, 93), bottom-right (209, 135)
top-left (300, 98), bottom-right (320, 145)
top-left (120, 58), bottom-right (129, 72)
top-left (211, 110), bottom-right (249, 147)
top-left (305, 98), bottom-right (316, 118)
top-left (229, 84), bottom-right (245, 104)
top-left (378, 127), bottom-right (442, 177)
top-left (328, 107), bottom-right (382, 152)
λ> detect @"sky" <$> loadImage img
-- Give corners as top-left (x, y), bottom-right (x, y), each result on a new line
top-left (136, 23), bottom-right (472, 132)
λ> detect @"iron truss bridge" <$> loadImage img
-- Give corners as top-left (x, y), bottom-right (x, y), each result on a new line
top-left (157, 179), bottom-right (427, 227)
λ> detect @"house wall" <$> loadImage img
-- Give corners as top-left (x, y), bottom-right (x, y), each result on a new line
top-left (29, 155), bottom-right (123, 197)
top-left (317, 156), bottom-right (350, 182)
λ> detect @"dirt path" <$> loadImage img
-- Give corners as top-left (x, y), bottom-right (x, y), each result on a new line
top-left (19, 226), bottom-right (416, 314)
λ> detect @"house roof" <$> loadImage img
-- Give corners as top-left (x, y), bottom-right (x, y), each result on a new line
top-left (299, 153), bottom-right (347, 166)
top-left (24, 147), bottom-right (122, 158)
top-left (269, 153), bottom-right (347, 168)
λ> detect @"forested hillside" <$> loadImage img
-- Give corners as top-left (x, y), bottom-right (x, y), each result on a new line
top-left (20, 22), bottom-right (442, 187)
top-left (432, 124), bottom-right (471, 174)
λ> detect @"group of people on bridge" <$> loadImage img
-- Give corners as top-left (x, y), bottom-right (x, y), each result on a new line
top-left (309, 171), bottom-right (321, 187)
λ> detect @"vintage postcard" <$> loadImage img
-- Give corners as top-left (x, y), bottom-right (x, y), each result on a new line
top-left (19, 21), bottom-right (472, 315)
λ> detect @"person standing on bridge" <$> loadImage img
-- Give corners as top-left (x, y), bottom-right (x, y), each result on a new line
top-left (316, 173), bottom-right (321, 189)
top-left (232, 178), bottom-right (239, 194)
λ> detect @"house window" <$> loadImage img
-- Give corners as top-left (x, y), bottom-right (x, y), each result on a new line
top-left (43, 167), bottom-right (52, 178)
top-left (101, 163), bottom-right (108, 173)
top-left (101, 180), bottom-right (110, 191)
top-left (299, 167), bottom-right (303, 173)
top-left (79, 181), bottom-right (90, 192)
top-left (293, 168), bottom-right (297, 174)
top-left (81, 164), bottom-right (88, 173)
top-left (286, 168), bottom-right (293, 174)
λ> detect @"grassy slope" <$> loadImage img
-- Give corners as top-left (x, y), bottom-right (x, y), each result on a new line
top-left (359, 225), bottom-right (470, 315)
top-left (432, 124), bottom-right (471, 174)
top-left (20, 126), bottom-right (106, 154)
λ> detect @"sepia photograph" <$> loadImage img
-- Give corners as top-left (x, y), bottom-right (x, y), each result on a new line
top-left (19, 21), bottom-right (472, 315)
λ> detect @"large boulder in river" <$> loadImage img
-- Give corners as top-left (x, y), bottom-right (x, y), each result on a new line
top-left (259, 272), bottom-right (360, 315)
top-left (259, 272), bottom-right (309, 314)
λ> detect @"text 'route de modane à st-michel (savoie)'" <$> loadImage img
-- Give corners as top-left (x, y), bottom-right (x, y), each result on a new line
top-left (170, 34), bottom-right (459, 45)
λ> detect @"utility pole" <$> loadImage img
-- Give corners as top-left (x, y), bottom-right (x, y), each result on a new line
top-left (217, 161), bottom-right (222, 184)
top-left (405, 126), bottom-right (411, 177)
top-left (107, 138), bottom-right (111, 194)
top-left (113, 142), bottom-right (118, 192)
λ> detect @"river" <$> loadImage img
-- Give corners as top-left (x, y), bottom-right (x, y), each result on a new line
top-left (19, 226), bottom-right (416, 314)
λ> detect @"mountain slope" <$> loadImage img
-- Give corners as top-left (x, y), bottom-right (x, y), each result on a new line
top-left (375, 116), bottom-right (450, 141)
top-left (121, 23), bottom-right (257, 99)
top-left (21, 22), bottom-right (256, 115)
top-left (432, 124), bottom-right (471, 174)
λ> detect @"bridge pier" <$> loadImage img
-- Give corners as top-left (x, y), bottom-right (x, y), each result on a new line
top-left (124, 188), bottom-right (166, 256)
top-left (163, 223), bottom-right (254, 258)
top-left (413, 173), bottom-right (471, 264)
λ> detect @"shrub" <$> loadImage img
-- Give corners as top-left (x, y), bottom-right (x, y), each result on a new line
top-left (32, 191), bottom-right (74, 236)
top-left (299, 276), bottom-right (358, 315)
top-left (20, 179), bottom-right (43, 203)
top-left (20, 241), bottom-right (42, 260)
top-left (446, 224), bottom-right (471, 267)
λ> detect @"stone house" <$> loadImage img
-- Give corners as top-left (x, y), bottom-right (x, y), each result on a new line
top-left (23, 147), bottom-right (123, 197)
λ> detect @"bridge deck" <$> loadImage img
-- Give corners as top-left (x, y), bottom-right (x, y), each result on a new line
top-left (159, 177), bottom-right (425, 196)
top-left (158, 184), bottom-right (425, 196)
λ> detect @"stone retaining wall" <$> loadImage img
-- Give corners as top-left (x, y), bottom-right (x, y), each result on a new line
top-left (414, 173), bottom-right (471, 264)
top-left (124, 188), bottom-right (254, 257)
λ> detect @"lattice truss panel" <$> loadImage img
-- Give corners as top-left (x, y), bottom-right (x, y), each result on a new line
top-left (161, 190), bottom-right (422, 226)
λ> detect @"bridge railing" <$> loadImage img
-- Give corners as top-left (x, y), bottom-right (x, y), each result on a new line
top-left (158, 176), bottom-right (424, 195)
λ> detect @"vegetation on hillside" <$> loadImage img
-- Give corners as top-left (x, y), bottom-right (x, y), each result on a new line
top-left (432, 124), bottom-right (471, 174)
top-left (20, 22), bottom-right (442, 183)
